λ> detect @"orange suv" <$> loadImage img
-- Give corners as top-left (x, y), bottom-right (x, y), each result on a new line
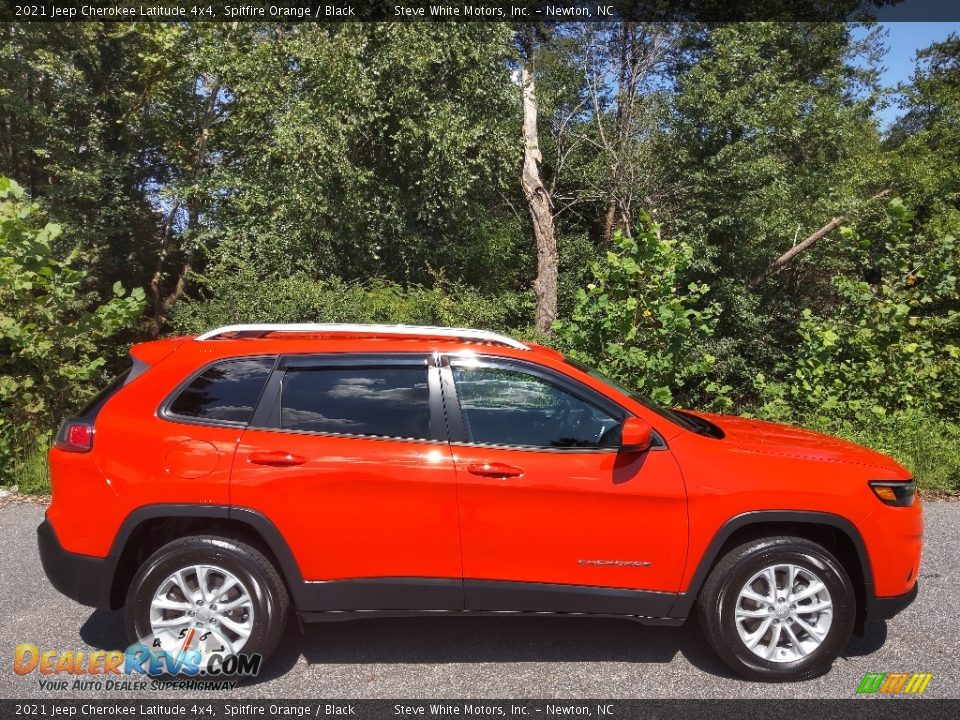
top-left (38, 324), bottom-right (922, 681)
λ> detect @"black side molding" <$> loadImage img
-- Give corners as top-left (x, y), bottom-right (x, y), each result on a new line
top-left (108, 503), bottom-right (312, 608)
top-left (37, 519), bottom-right (117, 608)
top-left (669, 509), bottom-right (875, 618)
top-left (464, 579), bottom-right (677, 618)
top-left (866, 581), bottom-right (918, 622)
top-left (88, 504), bottom-right (894, 628)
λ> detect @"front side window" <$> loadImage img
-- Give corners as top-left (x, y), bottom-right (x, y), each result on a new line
top-left (280, 366), bottom-right (431, 440)
top-left (451, 364), bottom-right (620, 448)
top-left (167, 357), bottom-right (274, 424)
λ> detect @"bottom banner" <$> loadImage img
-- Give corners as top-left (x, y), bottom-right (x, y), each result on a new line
top-left (3, 700), bottom-right (958, 720)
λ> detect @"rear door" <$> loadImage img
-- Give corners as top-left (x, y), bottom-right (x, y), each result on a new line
top-left (230, 354), bottom-right (462, 611)
top-left (443, 355), bottom-right (688, 614)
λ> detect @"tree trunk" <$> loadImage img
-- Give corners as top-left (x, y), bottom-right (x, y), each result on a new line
top-left (521, 48), bottom-right (557, 335)
top-left (602, 198), bottom-right (617, 246)
top-left (603, 24), bottom-right (630, 245)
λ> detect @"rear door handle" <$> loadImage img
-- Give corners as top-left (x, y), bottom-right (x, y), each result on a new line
top-left (467, 462), bottom-right (524, 478)
top-left (249, 451), bottom-right (306, 467)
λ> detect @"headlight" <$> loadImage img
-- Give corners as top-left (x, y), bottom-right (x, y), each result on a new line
top-left (869, 480), bottom-right (916, 507)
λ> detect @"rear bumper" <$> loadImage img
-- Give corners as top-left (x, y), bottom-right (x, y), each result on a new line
top-left (865, 580), bottom-right (919, 622)
top-left (37, 519), bottom-right (117, 608)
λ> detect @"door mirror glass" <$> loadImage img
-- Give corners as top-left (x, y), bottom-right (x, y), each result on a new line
top-left (620, 417), bottom-right (653, 453)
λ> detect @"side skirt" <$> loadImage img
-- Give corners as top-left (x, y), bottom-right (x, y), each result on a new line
top-left (296, 577), bottom-right (684, 626)
top-left (298, 609), bottom-right (686, 626)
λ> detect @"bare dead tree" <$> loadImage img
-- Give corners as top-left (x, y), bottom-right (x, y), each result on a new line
top-left (559, 23), bottom-right (674, 244)
top-left (520, 27), bottom-right (558, 335)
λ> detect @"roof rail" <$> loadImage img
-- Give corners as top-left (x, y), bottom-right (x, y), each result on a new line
top-left (194, 323), bottom-right (530, 350)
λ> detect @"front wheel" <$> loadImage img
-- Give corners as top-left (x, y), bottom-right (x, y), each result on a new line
top-left (698, 536), bottom-right (856, 682)
top-left (125, 535), bottom-right (289, 672)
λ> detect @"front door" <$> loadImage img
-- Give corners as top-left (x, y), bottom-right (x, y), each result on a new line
top-left (230, 354), bottom-right (462, 611)
top-left (443, 356), bottom-right (688, 614)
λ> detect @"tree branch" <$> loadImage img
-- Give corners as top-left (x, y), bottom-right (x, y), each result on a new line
top-left (748, 189), bottom-right (892, 289)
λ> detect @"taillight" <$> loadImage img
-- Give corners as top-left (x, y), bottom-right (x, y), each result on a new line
top-left (54, 419), bottom-right (95, 453)
top-left (869, 480), bottom-right (916, 507)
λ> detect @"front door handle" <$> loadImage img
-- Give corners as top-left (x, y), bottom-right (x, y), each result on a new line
top-left (467, 462), bottom-right (524, 478)
top-left (249, 451), bottom-right (306, 467)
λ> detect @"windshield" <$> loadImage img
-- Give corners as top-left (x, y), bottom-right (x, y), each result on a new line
top-left (563, 358), bottom-right (717, 437)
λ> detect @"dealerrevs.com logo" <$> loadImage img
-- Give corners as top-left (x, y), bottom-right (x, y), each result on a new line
top-left (856, 672), bottom-right (933, 695)
top-left (14, 641), bottom-right (261, 692)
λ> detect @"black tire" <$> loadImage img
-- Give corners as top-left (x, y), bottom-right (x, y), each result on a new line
top-left (125, 535), bottom-right (289, 672)
top-left (697, 536), bottom-right (855, 682)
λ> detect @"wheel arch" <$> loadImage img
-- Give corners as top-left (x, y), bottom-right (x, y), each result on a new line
top-left (108, 504), bottom-right (306, 610)
top-left (671, 510), bottom-right (873, 630)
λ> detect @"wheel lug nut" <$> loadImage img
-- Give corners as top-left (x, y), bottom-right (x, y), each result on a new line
top-left (197, 600), bottom-right (204, 606)
top-left (777, 597), bottom-right (784, 603)
top-left (210, 605), bottom-right (217, 611)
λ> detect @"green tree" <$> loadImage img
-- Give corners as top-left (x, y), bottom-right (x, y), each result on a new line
top-left (660, 22), bottom-right (887, 403)
top-left (554, 219), bottom-right (723, 407)
top-left (192, 24), bottom-right (523, 292)
top-left (0, 178), bottom-right (144, 484)
top-left (888, 34), bottom-right (960, 224)
top-left (0, 24), bottom-right (198, 300)
top-left (759, 200), bottom-right (960, 422)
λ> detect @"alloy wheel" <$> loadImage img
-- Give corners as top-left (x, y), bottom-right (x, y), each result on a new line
top-left (733, 563), bottom-right (833, 663)
top-left (148, 564), bottom-right (255, 662)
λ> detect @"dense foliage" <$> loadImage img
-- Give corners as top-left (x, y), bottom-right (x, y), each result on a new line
top-left (0, 179), bottom-right (143, 484)
top-left (554, 222), bottom-right (723, 407)
top-left (1, 22), bottom-right (958, 493)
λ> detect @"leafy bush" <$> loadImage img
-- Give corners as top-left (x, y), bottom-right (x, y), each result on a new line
top-left (0, 178), bottom-right (144, 487)
top-left (169, 258), bottom-right (533, 336)
top-left (757, 201), bottom-right (960, 423)
top-left (553, 221), bottom-right (726, 407)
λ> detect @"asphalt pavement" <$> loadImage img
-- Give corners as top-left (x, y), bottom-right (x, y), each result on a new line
top-left (1, 499), bottom-right (957, 699)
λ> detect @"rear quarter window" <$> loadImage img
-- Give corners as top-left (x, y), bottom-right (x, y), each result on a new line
top-left (166, 357), bottom-right (275, 424)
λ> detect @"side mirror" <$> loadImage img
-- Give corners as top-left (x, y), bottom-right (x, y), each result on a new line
top-left (620, 417), bottom-right (653, 453)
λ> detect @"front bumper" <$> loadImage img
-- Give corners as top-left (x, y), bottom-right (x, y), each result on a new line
top-left (37, 519), bottom-right (117, 608)
top-left (865, 580), bottom-right (919, 622)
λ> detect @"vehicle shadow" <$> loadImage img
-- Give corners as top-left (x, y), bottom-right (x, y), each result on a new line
top-left (79, 609), bottom-right (889, 687)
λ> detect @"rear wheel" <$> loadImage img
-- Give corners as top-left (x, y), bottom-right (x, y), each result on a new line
top-left (698, 536), bottom-right (855, 682)
top-left (125, 536), bottom-right (289, 672)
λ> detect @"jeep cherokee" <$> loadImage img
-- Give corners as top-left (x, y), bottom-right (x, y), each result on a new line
top-left (37, 323), bottom-right (922, 681)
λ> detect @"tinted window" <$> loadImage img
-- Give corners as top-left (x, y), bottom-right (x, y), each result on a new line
top-left (452, 365), bottom-right (620, 448)
top-left (281, 367), bottom-right (431, 440)
top-left (168, 358), bottom-right (274, 424)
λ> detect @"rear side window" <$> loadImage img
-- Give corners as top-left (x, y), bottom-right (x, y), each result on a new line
top-left (167, 358), bottom-right (274, 424)
top-left (280, 366), bottom-right (430, 440)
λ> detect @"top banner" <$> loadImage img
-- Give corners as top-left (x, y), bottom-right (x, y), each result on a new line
top-left (4, 0), bottom-right (960, 23)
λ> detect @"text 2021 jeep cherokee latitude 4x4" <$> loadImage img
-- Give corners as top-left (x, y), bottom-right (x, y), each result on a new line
top-left (38, 323), bottom-right (922, 681)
